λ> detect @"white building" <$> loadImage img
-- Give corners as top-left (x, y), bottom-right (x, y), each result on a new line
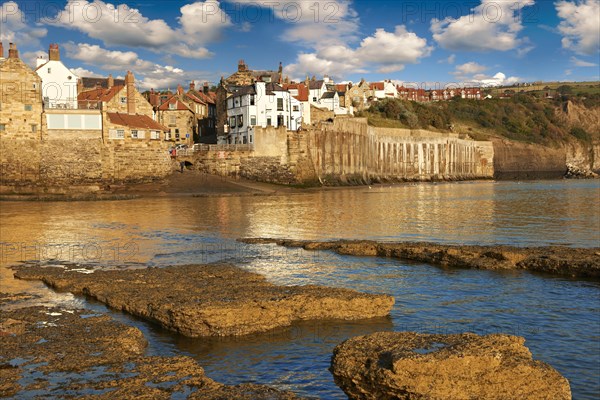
top-left (222, 82), bottom-right (303, 145)
top-left (369, 80), bottom-right (398, 99)
top-left (35, 44), bottom-right (79, 109)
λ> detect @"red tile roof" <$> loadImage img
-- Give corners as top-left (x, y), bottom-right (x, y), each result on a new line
top-left (369, 82), bottom-right (384, 90)
top-left (78, 85), bottom-right (124, 103)
top-left (107, 112), bottom-right (168, 131)
top-left (158, 94), bottom-right (193, 111)
top-left (336, 84), bottom-right (348, 92)
top-left (283, 83), bottom-right (309, 102)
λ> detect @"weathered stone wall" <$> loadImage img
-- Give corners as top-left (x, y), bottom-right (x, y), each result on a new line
top-left (307, 119), bottom-right (494, 183)
top-left (0, 134), bottom-right (172, 193)
top-left (310, 105), bottom-right (335, 123)
top-left (492, 139), bottom-right (567, 180)
top-left (191, 119), bottom-right (495, 185)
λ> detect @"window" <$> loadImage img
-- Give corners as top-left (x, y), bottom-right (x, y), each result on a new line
top-left (312, 97), bottom-right (317, 102)
top-left (120, 97), bottom-right (127, 104)
top-left (169, 115), bottom-right (176, 125)
top-left (131, 130), bottom-right (138, 139)
top-left (24, 104), bottom-right (32, 111)
top-left (242, 136), bottom-right (247, 144)
top-left (33, 83), bottom-right (37, 89)
top-left (237, 115), bottom-right (243, 127)
top-left (229, 116), bottom-right (236, 128)
top-left (169, 103), bottom-right (176, 110)
top-left (0, 124), bottom-right (5, 131)
top-left (150, 130), bottom-right (160, 140)
top-left (277, 98), bottom-right (283, 111)
top-left (166, 132), bottom-right (171, 140)
top-left (266, 117), bottom-right (272, 126)
top-left (250, 115), bottom-right (256, 126)
top-left (250, 95), bottom-right (255, 105)
top-left (293, 105), bottom-right (299, 112)
top-left (31, 124), bottom-right (37, 133)
top-left (116, 129), bottom-right (124, 139)
top-left (249, 135), bottom-right (253, 143)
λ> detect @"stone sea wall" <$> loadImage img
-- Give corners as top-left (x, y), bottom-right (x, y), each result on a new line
top-left (0, 132), bottom-right (172, 194)
top-left (191, 119), bottom-right (495, 185)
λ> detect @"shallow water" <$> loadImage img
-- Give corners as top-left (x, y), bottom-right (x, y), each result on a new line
top-left (1, 180), bottom-right (599, 398)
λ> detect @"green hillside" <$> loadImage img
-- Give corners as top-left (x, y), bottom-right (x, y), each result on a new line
top-left (358, 85), bottom-right (600, 146)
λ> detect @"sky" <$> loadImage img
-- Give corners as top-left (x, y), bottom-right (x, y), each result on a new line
top-left (1, 0), bottom-right (599, 90)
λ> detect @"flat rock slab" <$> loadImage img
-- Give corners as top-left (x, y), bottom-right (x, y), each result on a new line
top-left (330, 331), bottom-right (571, 400)
top-left (13, 263), bottom-right (394, 337)
top-left (0, 303), bottom-right (304, 399)
top-left (240, 238), bottom-right (600, 279)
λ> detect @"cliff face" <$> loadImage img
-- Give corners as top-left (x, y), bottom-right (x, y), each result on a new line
top-left (492, 139), bottom-right (567, 180)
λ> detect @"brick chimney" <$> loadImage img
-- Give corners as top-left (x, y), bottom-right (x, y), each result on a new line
top-left (0, 42), bottom-right (4, 59)
top-left (238, 59), bottom-right (247, 72)
top-left (48, 43), bottom-right (60, 61)
top-left (177, 84), bottom-right (184, 95)
top-left (8, 43), bottom-right (18, 59)
top-left (278, 61), bottom-right (283, 84)
top-left (203, 81), bottom-right (209, 94)
top-left (77, 78), bottom-right (83, 94)
top-left (107, 74), bottom-right (114, 88)
top-left (125, 71), bottom-right (136, 114)
top-left (189, 81), bottom-right (195, 91)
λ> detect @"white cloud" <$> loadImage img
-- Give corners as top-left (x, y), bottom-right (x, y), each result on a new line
top-left (63, 42), bottom-right (154, 71)
top-left (451, 62), bottom-right (488, 78)
top-left (450, 62), bottom-right (520, 86)
top-left (556, 0), bottom-right (600, 55)
top-left (570, 56), bottom-right (598, 67)
top-left (431, 0), bottom-right (535, 52)
top-left (70, 67), bottom-right (103, 78)
top-left (62, 42), bottom-right (213, 91)
top-left (438, 54), bottom-right (456, 64)
top-left (0, 1), bottom-right (48, 44)
top-left (48, 0), bottom-right (230, 59)
top-left (285, 25), bottom-right (432, 80)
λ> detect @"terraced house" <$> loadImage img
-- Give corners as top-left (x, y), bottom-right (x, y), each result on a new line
top-left (0, 42), bottom-right (43, 140)
top-left (157, 85), bottom-right (196, 146)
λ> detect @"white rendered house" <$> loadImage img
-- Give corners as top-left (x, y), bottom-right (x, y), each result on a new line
top-left (35, 44), bottom-right (79, 109)
top-left (222, 82), bottom-right (303, 145)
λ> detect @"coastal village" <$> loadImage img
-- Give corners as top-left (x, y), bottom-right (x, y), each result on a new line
top-left (1, 42), bottom-right (489, 151)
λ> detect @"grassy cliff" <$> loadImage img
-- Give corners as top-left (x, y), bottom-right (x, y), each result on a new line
top-left (357, 85), bottom-right (599, 147)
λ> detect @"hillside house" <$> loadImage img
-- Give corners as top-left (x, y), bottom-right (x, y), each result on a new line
top-left (35, 44), bottom-right (79, 110)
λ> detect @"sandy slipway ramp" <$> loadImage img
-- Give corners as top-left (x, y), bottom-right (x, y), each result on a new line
top-left (239, 238), bottom-right (600, 279)
top-left (330, 331), bottom-right (571, 400)
top-left (13, 263), bottom-right (394, 337)
top-left (0, 302), bottom-right (303, 399)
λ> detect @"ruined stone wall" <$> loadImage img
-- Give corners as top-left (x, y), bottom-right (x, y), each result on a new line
top-left (310, 105), bottom-right (335, 123)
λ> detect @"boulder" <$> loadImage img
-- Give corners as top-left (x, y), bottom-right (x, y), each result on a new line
top-left (330, 331), bottom-right (571, 400)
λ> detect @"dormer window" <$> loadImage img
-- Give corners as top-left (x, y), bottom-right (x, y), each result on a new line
top-left (169, 103), bottom-right (176, 110)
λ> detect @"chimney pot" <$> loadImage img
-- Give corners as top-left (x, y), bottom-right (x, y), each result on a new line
top-left (203, 81), bottom-right (209, 94)
top-left (107, 74), bottom-right (114, 88)
top-left (189, 81), bottom-right (195, 91)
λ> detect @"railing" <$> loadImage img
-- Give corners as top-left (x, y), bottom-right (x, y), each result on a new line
top-left (193, 144), bottom-right (254, 152)
top-left (77, 101), bottom-right (103, 110)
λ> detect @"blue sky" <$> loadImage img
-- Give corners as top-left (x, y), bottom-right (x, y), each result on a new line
top-left (1, 0), bottom-right (598, 90)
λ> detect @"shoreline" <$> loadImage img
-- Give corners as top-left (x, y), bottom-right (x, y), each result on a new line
top-left (1, 171), bottom-right (594, 202)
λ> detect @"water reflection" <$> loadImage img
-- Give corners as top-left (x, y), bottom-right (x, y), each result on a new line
top-left (0, 180), bottom-right (599, 399)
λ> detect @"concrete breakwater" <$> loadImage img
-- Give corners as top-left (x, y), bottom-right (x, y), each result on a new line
top-left (239, 238), bottom-right (600, 279)
top-left (13, 263), bottom-right (394, 337)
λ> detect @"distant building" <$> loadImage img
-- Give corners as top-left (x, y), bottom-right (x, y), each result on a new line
top-left (35, 44), bottom-right (79, 109)
top-left (369, 81), bottom-right (398, 99)
top-left (157, 85), bottom-right (196, 145)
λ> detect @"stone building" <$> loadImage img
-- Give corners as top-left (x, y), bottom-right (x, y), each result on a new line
top-left (186, 82), bottom-right (217, 143)
top-left (0, 42), bottom-right (43, 139)
top-left (78, 72), bottom-right (154, 116)
top-left (157, 85), bottom-right (196, 146)
top-left (35, 44), bottom-right (79, 109)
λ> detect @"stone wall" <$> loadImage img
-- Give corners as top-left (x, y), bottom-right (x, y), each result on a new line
top-left (0, 133), bottom-right (172, 194)
top-left (310, 105), bottom-right (335, 123)
top-left (191, 119), bottom-right (495, 185)
top-left (307, 119), bottom-right (494, 184)
top-left (492, 139), bottom-right (567, 180)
